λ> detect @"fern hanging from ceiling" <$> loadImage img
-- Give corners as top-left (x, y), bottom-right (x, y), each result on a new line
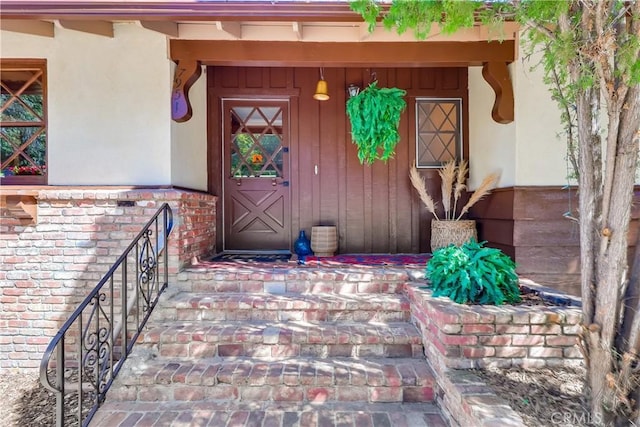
top-left (346, 82), bottom-right (407, 164)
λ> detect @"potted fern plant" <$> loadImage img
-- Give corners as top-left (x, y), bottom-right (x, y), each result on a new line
top-left (346, 81), bottom-right (406, 164)
top-left (409, 160), bottom-right (499, 252)
top-left (427, 239), bottom-right (521, 305)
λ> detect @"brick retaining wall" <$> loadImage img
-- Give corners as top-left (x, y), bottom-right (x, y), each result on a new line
top-left (404, 282), bottom-right (583, 426)
top-left (0, 188), bottom-right (217, 368)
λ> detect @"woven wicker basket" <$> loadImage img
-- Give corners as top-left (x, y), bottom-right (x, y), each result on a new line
top-left (430, 220), bottom-right (477, 252)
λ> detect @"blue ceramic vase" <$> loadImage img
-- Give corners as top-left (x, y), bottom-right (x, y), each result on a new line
top-left (294, 230), bottom-right (313, 262)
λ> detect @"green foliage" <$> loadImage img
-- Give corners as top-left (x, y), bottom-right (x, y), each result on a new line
top-left (351, 0), bottom-right (640, 210)
top-left (426, 240), bottom-right (521, 305)
top-left (1, 93), bottom-right (46, 174)
top-left (346, 81), bottom-right (406, 164)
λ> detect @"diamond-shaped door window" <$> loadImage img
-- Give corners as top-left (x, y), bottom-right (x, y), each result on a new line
top-left (415, 99), bottom-right (462, 168)
top-left (230, 106), bottom-right (284, 178)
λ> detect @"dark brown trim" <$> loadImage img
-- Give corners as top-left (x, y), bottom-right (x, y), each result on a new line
top-left (172, 59), bottom-right (202, 122)
top-left (0, 1), bottom-right (364, 22)
top-left (469, 185), bottom-right (640, 296)
top-left (170, 40), bottom-right (516, 67)
top-left (481, 61), bottom-right (514, 124)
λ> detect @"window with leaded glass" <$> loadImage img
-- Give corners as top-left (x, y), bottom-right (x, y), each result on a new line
top-left (415, 98), bottom-right (463, 168)
top-left (1, 59), bottom-right (47, 185)
top-left (230, 106), bottom-right (284, 178)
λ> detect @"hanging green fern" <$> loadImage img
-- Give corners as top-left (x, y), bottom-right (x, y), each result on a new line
top-left (346, 82), bottom-right (407, 164)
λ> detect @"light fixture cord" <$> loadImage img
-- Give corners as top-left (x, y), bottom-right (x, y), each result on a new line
top-left (320, 67), bottom-right (325, 80)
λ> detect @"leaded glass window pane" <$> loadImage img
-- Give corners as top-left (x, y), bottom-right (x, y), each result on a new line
top-left (229, 106), bottom-right (284, 178)
top-left (416, 98), bottom-right (462, 168)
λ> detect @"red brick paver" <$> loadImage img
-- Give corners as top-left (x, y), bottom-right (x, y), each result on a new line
top-left (92, 401), bottom-right (448, 427)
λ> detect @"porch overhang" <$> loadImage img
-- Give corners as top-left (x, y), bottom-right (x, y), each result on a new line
top-left (1, 1), bottom-right (517, 124)
top-left (170, 40), bottom-right (515, 68)
top-left (170, 40), bottom-right (516, 124)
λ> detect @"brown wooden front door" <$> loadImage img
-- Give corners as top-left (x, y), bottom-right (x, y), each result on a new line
top-left (223, 100), bottom-right (291, 251)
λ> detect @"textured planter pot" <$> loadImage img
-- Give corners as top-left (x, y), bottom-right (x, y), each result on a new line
top-left (430, 219), bottom-right (477, 252)
top-left (311, 226), bottom-right (338, 257)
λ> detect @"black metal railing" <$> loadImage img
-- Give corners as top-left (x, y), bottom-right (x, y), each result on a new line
top-left (39, 203), bottom-right (173, 426)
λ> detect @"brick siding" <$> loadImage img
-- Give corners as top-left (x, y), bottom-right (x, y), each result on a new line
top-left (0, 188), bottom-right (217, 368)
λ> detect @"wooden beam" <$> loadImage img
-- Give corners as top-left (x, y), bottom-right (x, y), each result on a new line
top-left (216, 21), bottom-right (241, 39)
top-left (292, 22), bottom-right (302, 41)
top-left (170, 40), bottom-right (516, 67)
top-left (172, 59), bottom-right (202, 123)
top-left (58, 20), bottom-right (113, 37)
top-left (139, 21), bottom-right (178, 37)
top-left (0, 19), bottom-right (54, 37)
top-left (482, 61), bottom-right (514, 124)
top-left (359, 23), bottom-right (372, 41)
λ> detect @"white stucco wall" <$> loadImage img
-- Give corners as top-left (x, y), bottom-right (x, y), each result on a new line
top-left (512, 56), bottom-right (568, 186)
top-left (0, 24), bottom-right (173, 185)
top-left (170, 65), bottom-right (208, 191)
top-left (468, 67), bottom-right (516, 189)
top-left (469, 54), bottom-right (569, 189)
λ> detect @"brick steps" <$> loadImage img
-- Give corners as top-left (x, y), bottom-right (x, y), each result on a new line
top-left (93, 401), bottom-right (448, 427)
top-left (97, 264), bottom-right (449, 426)
top-left (109, 357), bottom-right (436, 404)
top-left (137, 320), bottom-right (423, 359)
top-left (176, 267), bottom-right (412, 294)
top-left (154, 291), bottom-right (411, 322)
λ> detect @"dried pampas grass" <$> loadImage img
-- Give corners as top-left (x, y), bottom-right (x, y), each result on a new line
top-left (456, 171), bottom-right (500, 220)
top-left (438, 161), bottom-right (457, 220)
top-left (409, 160), bottom-right (499, 221)
top-left (409, 165), bottom-right (439, 220)
top-left (453, 159), bottom-right (468, 216)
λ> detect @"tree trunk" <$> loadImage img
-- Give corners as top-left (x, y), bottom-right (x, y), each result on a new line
top-left (578, 67), bottom-right (640, 425)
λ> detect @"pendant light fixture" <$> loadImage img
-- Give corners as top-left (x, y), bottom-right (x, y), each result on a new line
top-left (313, 67), bottom-right (330, 101)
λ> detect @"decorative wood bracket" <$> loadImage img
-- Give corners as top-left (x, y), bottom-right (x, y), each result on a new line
top-left (171, 59), bottom-right (202, 123)
top-left (482, 61), bottom-right (514, 124)
top-left (1, 194), bottom-right (38, 225)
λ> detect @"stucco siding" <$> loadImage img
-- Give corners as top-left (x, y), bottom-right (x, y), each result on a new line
top-left (170, 64), bottom-right (208, 191)
top-left (469, 56), bottom-right (571, 189)
top-left (468, 66), bottom-right (517, 189)
top-left (512, 55), bottom-right (568, 186)
top-left (1, 23), bottom-right (173, 185)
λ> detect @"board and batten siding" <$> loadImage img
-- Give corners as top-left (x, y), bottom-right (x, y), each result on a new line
top-left (207, 66), bottom-right (469, 253)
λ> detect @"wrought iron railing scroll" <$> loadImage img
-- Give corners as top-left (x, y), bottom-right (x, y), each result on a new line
top-left (39, 203), bottom-right (173, 426)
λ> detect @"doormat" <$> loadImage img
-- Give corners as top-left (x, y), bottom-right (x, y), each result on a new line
top-left (303, 254), bottom-right (431, 266)
top-left (209, 253), bottom-right (292, 263)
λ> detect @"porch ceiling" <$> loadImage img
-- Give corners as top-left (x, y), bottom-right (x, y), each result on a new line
top-left (0, 0), bottom-right (518, 43)
top-left (1, 1), bottom-right (517, 124)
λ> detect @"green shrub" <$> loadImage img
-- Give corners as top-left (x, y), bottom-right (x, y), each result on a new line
top-left (426, 240), bottom-right (521, 305)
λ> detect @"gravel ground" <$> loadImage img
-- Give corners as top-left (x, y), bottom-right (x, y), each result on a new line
top-left (474, 365), bottom-right (592, 427)
top-left (0, 369), bottom-right (56, 426)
